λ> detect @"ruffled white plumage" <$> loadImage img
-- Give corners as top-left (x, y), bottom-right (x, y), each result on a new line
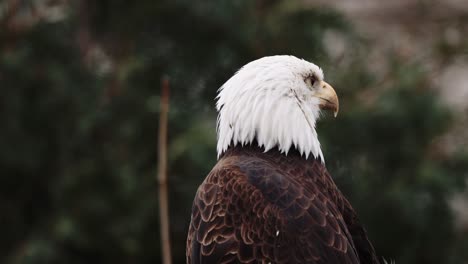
top-left (216, 55), bottom-right (325, 162)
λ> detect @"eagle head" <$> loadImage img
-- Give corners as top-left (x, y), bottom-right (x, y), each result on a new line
top-left (216, 55), bottom-right (339, 162)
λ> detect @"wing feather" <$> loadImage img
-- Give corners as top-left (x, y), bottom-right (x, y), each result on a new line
top-left (187, 154), bottom-right (366, 263)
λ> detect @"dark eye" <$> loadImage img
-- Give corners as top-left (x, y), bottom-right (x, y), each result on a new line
top-left (306, 75), bottom-right (317, 87)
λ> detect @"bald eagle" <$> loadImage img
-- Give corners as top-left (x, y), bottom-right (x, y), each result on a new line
top-left (186, 56), bottom-right (380, 263)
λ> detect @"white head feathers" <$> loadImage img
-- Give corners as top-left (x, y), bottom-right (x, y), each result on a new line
top-left (216, 55), bottom-right (329, 162)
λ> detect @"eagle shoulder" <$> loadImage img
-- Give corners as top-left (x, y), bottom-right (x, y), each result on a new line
top-left (187, 155), bottom-right (362, 263)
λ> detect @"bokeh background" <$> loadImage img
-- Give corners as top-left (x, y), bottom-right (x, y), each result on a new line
top-left (2, 0), bottom-right (468, 263)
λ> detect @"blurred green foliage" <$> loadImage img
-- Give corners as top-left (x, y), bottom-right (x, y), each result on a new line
top-left (1, 0), bottom-right (467, 263)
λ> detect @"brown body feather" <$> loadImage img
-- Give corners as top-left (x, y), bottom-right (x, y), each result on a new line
top-left (187, 145), bottom-right (380, 264)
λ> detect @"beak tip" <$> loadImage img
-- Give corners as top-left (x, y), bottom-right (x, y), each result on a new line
top-left (317, 81), bottom-right (339, 118)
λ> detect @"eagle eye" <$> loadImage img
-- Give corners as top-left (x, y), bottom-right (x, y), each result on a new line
top-left (305, 75), bottom-right (317, 88)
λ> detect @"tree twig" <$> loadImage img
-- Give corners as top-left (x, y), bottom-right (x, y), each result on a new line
top-left (158, 76), bottom-right (172, 264)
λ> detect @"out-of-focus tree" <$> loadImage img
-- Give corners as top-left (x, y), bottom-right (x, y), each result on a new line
top-left (0, 0), bottom-right (466, 263)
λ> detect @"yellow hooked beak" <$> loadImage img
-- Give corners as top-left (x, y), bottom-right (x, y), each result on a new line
top-left (315, 81), bottom-right (339, 117)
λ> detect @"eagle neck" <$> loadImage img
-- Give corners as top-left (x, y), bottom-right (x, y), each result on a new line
top-left (221, 142), bottom-right (322, 166)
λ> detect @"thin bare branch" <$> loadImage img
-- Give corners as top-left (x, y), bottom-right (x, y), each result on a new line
top-left (157, 76), bottom-right (172, 264)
